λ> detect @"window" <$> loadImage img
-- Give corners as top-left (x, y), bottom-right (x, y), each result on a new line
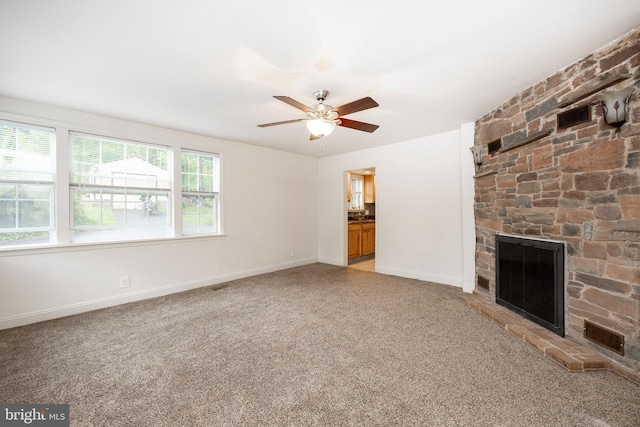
top-left (70, 132), bottom-right (171, 243)
top-left (349, 174), bottom-right (363, 210)
top-left (0, 121), bottom-right (55, 247)
top-left (181, 150), bottom-right (220, 235)
top-left (0, 120), bottom-right (223, 249)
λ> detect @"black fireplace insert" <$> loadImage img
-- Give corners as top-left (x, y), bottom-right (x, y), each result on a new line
top-left (495, 235), bottom-right (565, 336)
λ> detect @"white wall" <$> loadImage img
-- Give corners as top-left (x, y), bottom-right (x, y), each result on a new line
top-left (318, 125), bottom-right (476, 290)
top-left (0, 96), bottom-right (476, 329)
top-left (0, 97), bottom-right (319, 329)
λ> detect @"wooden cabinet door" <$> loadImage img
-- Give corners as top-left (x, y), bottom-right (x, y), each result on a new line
top-left (361, 223), bottom-right (375, 255)
top-left (348, 224), bottom-right (362, 259)
top-left (364, 174), bottom-right (375, 203)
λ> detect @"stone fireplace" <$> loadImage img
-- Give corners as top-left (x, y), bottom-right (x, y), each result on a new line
top-left (472, 27), bottom-right (639, 381)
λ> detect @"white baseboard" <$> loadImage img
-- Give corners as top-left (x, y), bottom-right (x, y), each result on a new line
top-left (375, 266), bottom-right (463, 288)
top-left (317, 256), bottom-right (344, 266)
top-left (0, 257), bottom-right (317, 330)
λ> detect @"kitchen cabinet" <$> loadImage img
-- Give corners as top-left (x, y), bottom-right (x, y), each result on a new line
top-left (364, 174), bottom-right (375, 203)
top-left (348, 223), bottom-right (362, 259)
top-left (348, 221), bottom-right (375, 259)
top-left (361, 222), bottom-right (375, 256)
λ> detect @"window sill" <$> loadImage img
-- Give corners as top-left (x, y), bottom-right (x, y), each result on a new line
top-left (0, 233), bottom-right (227, 257)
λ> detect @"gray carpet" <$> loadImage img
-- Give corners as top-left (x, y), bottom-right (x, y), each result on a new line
top-left (1, 263), bottom-right (638, 426)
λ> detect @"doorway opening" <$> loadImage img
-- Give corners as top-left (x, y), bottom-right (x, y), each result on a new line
top-left (346, 167), bottom-right (376, 271)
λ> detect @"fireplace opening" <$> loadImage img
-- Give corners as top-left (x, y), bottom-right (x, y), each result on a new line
top-left (495, 235), bottom-right (565, 336)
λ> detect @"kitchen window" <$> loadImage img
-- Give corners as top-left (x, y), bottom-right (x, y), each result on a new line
top-left (181, 150), bottom-right (220, 235)
top-left (349, 174), bottom-right (364, 210)
top-left (0, 120), bottom-right (55, 247)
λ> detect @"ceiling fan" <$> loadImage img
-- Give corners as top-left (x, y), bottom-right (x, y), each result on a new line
top-left (258, 90), bottom-right (379, 140)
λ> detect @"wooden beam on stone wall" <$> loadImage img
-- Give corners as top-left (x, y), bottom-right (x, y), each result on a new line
top-left (500, 129), bottom-right (553, 153)
top-left (557, 73), bottom-right (630, 108)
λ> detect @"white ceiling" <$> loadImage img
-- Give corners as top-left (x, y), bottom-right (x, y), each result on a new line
top-left (1, 1), bottom-right (639, 158)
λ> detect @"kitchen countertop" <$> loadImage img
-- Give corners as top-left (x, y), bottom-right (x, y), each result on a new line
top-left (348, 219), bottom-right (376, 224)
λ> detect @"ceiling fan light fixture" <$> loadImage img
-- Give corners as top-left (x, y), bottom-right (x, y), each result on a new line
top-left (306, 118), bottom-right (336, 137)
top-left (258, 90), bottom-right (379, 137)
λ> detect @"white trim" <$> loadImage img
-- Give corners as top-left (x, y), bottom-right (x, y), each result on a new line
top-left (0, 118), bottom-right (55, 133)
top-left (0, 232), bottom-right (228, 257)
top-left (460, 122), bottom-right (476, 294)
top-left (69, 130), bottom-right (172, 149)
top-left (375, 266), bottom-right (463, 288)
top-left (317, 256), bottom-right (343, 266)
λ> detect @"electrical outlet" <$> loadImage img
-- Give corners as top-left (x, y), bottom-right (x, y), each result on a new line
top-left (119, 276), bottom-right (130, 289)
top-left (290, 250), bottom-right (295, 258)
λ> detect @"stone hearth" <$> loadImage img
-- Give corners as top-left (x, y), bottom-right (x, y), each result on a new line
top-left (461, 294), bottom-right (609, 372)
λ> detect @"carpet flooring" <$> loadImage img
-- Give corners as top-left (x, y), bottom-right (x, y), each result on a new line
top-left (1, 263), bottom-right (638, 426)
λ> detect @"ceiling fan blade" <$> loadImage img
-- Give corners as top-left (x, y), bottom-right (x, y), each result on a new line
top-left (338, 118), bottom-right (379, 133)
top-left (334, 97), bottom-right (379, 116)
top-left (257, 118), bottom-right (304, 128)
top-left (273, 96), bottom-right (312, 112)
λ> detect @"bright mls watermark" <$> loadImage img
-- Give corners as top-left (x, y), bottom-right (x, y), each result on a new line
top-left (0, 405), bottom-right (69, 426)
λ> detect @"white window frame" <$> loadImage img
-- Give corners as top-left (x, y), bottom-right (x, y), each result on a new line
top-left (69, 131), bottom-right (173, 243)
top-left (180, 149), bottom-right (221, 236)
top-left (0, 114), bottom-right (226, 252)
top-left (0, 119), bottom-right (56, 247)
top-left (349, 174), bottom-right (364, 210)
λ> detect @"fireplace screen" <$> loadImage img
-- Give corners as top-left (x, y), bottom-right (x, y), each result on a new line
top-left (496, 235), bottom-right (565, 336)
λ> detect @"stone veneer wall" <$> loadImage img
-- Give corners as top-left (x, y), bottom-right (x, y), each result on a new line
top-left (473, 27), bottom-right (639, 379)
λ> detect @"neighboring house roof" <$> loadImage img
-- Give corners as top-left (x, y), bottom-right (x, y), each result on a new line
top-left (91, 157), bottom-right (170, 189)
top-left (94, 157), bottom-right (168, 177)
